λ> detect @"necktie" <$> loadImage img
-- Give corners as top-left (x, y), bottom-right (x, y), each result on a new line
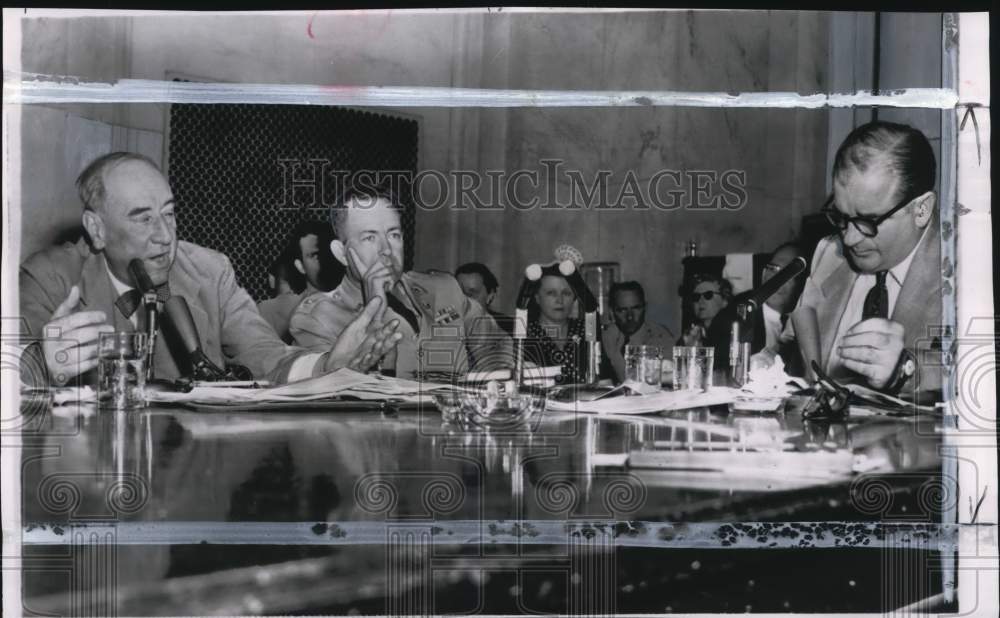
top-left (115, 284), bottom-right (171, 319)
top-left (620, 334), bottom-right (630, 358)
top-left (386, 290), bottom-right (420, 334)
top-left (862, 271), bottom-right (889, 320)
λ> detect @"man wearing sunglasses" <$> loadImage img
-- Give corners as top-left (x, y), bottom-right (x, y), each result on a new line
top-left (794, 121), bottom-right (941, 396)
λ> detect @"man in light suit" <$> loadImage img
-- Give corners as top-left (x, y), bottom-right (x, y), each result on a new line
top-left (794, 121), bottom-right (942, 395)
top-left (290, 188), bottom-right (511, 378)
top-left (20, 152), bottom-right (401, 386)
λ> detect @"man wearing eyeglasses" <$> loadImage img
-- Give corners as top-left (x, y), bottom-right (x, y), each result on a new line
top-left (795, 121), bottom-right (941, 396)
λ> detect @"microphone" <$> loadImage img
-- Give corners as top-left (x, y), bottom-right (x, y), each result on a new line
top-left (743, 256), bottom-right (807, 313)
top-left (128, 258), bottom-right (160, 381)
top-left (512, 264), bottom-right (544, 387)
top-left (558, 260), bottom-right (601, 384)
top-left (162, 296), bottom-right (227, 380)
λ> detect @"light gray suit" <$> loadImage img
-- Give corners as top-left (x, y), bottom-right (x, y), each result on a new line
top-left (20, 239), bottom-right (312, 384)
top-left (796, 221), bottom-right (943, 393)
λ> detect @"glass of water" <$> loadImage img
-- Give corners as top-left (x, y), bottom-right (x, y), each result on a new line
top-left (672, 346), bottom-right (715, 392)
top-left (624, 345), bottom-right (662, 388)
top-left (98, 332), bottom-right (148, 411)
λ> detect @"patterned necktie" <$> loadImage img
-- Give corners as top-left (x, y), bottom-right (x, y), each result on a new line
top-left (862, 271), bottom-right (889, 320)
top-left (386, 290), bottom-right (420, 334)
top-left (115, 284), bottom-right (171, 319)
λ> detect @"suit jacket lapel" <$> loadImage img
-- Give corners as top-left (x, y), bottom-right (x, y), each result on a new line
top-left (167, 259), bottom-right (215, 362)
top-left (891, 223), bottom-right (941, 345)
top-left (818, 259), bottom-right (857, 369)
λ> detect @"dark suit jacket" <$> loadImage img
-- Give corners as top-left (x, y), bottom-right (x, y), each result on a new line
top-left (20, 240), bottom-right (311, 384)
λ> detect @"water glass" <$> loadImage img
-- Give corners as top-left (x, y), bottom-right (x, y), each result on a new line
top-left (672, 346), bottom-right (715, 392)
top-left (98, 332), bottom-right (148, 411)
top-left (624, 345), bottom-right (662, 387)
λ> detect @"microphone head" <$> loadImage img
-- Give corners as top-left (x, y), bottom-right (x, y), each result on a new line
top-left (558, 260), bottom-right (575, 276)
top-left (163, 296), bottom-right (202, 355)
top-left (128, 258), bottom-right (155, 292)
top-left (525, 264), bottom-right (543, 281)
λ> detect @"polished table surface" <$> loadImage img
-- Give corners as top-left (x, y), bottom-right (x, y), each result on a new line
top-left (19, 395), bottom-right (950, 614)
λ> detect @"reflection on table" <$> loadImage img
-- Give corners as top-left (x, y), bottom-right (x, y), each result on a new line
top-left (20, 396), bottom-right (946, 615)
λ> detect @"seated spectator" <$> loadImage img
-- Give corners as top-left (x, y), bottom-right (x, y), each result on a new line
top-left (678, 273), bottom-right (732, 347)
top-left (258, 249), bottom-right (306, 344)
top-left (289, 220), bottom-right (342, 296)
top-left (523, 263), bottom-right (609, 385)
top-left (602, 281), bottom-right (675, 383)
top-left (455, 262), bottom-right (515, 336)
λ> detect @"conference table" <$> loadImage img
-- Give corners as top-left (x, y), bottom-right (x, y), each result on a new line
top-left (18, 390), bottom-right (950, 615)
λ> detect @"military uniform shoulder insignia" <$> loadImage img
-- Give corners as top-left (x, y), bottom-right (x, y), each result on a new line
top-left (434, 305), bottom-right (461, 325)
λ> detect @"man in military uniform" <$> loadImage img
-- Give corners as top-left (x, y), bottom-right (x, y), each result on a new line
top-left (20, 152), bottom-right (401, 386)
top-left (290, 189), bottom-right (511, 378)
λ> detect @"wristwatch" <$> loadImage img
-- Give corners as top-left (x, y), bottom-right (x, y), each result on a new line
top-left (884, 348), bottom-right (917, 395)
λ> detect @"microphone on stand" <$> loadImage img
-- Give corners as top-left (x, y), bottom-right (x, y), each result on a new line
top-left (512, 264), bottom-right (543, 387)
top-left (559, 260), bottom-right (601, 384)
top-left (162, 296), bottom-right (248, 381)
top-left (128, 259), bottom-right (161, 381)
top-left (742, 256), bottom-right (808, 313)
top-left (730, 256), bottom-right (808, 385)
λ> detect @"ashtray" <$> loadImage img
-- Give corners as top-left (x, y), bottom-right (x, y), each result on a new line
top-left (434, 381), bottom-right (545, 430)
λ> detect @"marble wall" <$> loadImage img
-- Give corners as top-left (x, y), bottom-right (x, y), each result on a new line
top-left (14, 10), bottom-right (941, 332)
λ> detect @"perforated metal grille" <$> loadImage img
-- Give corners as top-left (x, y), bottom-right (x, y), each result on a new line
top-left (167, 103), bottom-right (418, 301)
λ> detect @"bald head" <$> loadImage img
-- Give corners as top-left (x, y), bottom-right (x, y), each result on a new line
top-left (77, 152), bottom-right (162, 213)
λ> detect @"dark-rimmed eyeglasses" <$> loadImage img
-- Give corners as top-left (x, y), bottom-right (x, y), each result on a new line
top-left (688, 290), bottom-right (720, 303)
top-left (821, 193), bottom-right (914, 238)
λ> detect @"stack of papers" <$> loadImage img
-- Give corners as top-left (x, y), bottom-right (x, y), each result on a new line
top-left (546, 387), bottom-right (742, 415)
top-left (147, 369), bottom-right (453, 406)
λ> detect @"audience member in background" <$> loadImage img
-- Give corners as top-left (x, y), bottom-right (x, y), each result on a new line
top-left (257, 221), bottom-right (342, 344)
top-left (792, 121), bottom-right (942, 395)
top-left (678, 273), bottom-right (732, 346)
top-left (455, 262), bottom-right (515, 336)
top-left (602, 281), bottom-right (675, 383)
top-left (704, 242), bottom-right (806, 372)
top-left (523, 264), bottom-right (609, 386)
top-left (290, 220), bottom-right (343, 296)
top-left (257, 249), bottom-right (306, 344)
top-left (289, 187), bottom-right (510, 378)
top-left (19, 152), bottom-right (401, 386)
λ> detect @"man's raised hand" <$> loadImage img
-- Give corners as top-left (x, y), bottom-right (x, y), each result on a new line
top-left (42, 285), bottom-right (114, 384)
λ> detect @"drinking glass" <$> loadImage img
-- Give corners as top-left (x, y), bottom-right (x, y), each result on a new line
top-left (98, 332), bottom-right (148, 411)
top-left (672, 346), bottom-right (715, 392)
top-left (624, 345), bottom-right (662, 387)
